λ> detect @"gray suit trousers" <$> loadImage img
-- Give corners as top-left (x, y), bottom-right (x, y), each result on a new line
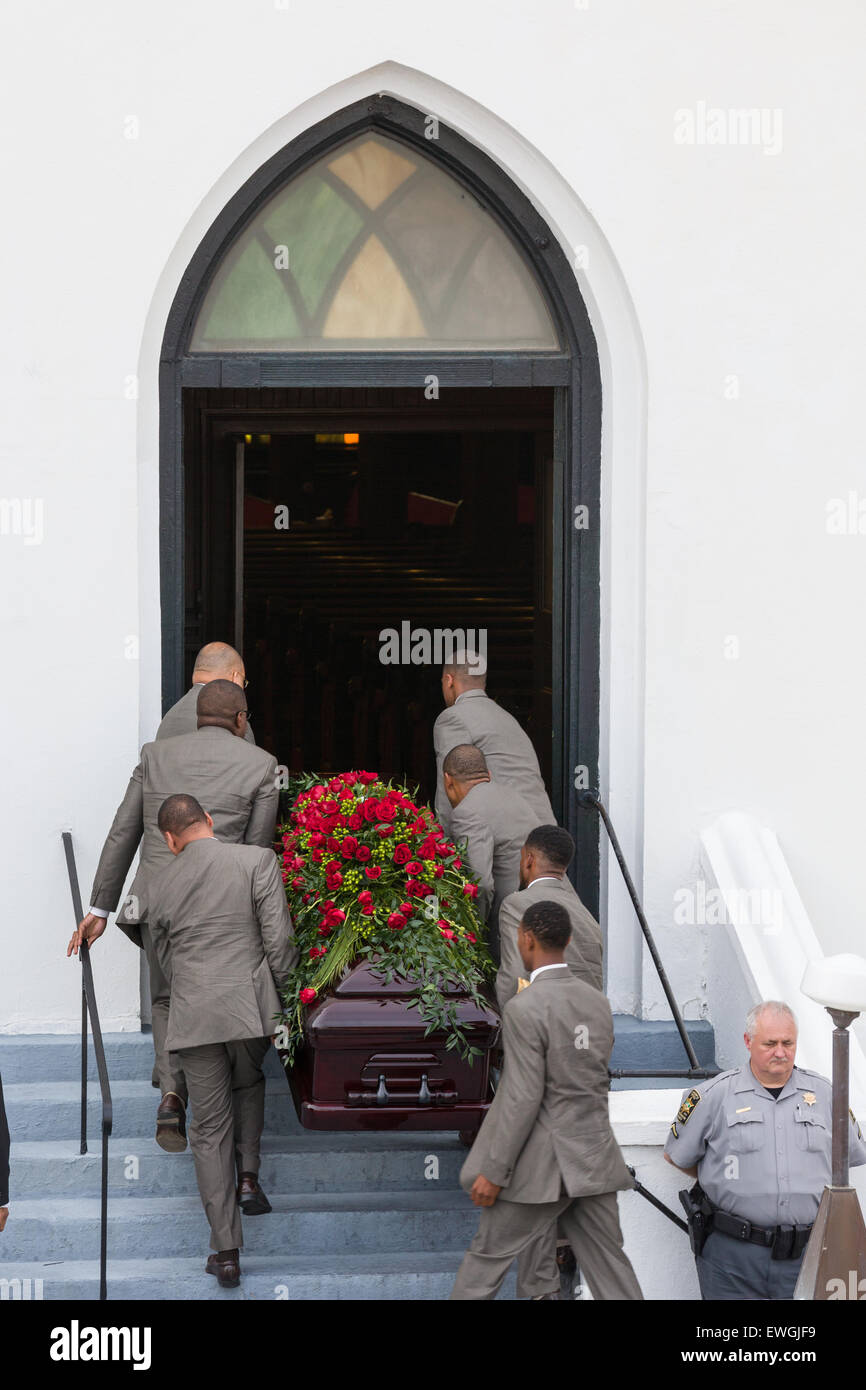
top-left (175, 1037), bottom-right (270, 1252)
top-left (140, 924), bottom-right (188, 1104)
top-left (450, 1189), bottom-right (643, 1301)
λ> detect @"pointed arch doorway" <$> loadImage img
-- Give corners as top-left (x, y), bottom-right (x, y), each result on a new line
top-left (159, 95), bottom-right (602, 914)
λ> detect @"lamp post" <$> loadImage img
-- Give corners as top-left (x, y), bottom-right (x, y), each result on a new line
top-left (794, 953), bottom-right (866, 1301)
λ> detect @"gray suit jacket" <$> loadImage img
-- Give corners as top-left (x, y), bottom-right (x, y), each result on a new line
top-left (448, 779), bottom-right (543, 925)
top-left (433, 690), bottom-right (554, 832)
top-left (496, 875), bottom-right (604, 1011)
top-left (89, 726), bottom-right (279, 945)
top-left (461, 969), bottom-right (632, 1203)
top-left (148, 838), bottom-right (297, 1050)
top-left (157, 685), bottom-right (255, 744)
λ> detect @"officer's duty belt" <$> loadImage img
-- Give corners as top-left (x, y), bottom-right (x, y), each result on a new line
top-left (712, 1209), bottom-right (812, 1259)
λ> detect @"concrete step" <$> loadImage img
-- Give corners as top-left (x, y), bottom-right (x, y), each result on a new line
top-left (3, 1079), bottom-right (300, 1141)
top-left (0, 1252), bottom-right (517, 1301)
top-left (0, 1017), bottom-right (716, 1085)
top-left (1, 1192), bottom-right (480, 1262)
top-left (8, 1134), bottom-right (466, 1197)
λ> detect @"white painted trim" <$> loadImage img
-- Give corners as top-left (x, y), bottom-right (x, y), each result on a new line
top-left (701, 810), bottom-right (866, 1114)
top-left (136, 63), bottom-right (649, 1008)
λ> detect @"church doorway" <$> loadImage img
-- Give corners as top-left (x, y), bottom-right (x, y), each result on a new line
top-left (160, 94), bottom-right (601, 912)
top-left (182, 385), bottom-right (555, 810)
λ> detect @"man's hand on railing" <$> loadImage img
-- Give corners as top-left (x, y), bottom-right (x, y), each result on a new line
top-left (0, 1206), bottom-right (8, 1232)
top-left (67, 913), bottom-right (108, 957)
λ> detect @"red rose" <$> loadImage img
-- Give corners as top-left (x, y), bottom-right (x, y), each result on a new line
top-left (377, 825), bottom-right (394, 838)
top-left (341, 772), bottom-right (358, 786)
top-left (347, 814), bottom-right (363, 830)
top-left (434, 865), bottom-right (444, 879)
top-left (462, 883), bottom-right (478, 900)
top-left (309, 787), bottom-right (325, 802)
top-left (308, 945), bottom-right (327, 959)
top-left (317, 923), bottom-right (331, 937)
top-left (362, 800), bottom-right (380, 822)
top-left (321, 799), bottom-right (339, 816)
top-left (466, 932), bottom-right (477, 943)
top-left (358, 771), bottom-right (379, 784)
top-left (387, 912), bottom-right (405, 930)
top-left (302, 893), bottom-right (311, 903)
top-left (340, 836), bottom-right (359, 859)
top-left (321, 900), bottom-right (336, 912)
top-left (308, 833), bottom-right (325, 847)
top-left (356, 844), bottom-right (372, 862)
top-left (393, 844), bottom-right (411, 865)
top-left (399, 902), bottom-right (413, 915)
top-left (311, 848), bottom-right (324, 864)
top-left (365, 865), bottom-right (382, 880)
top-left (325, 908), bottom-right (346, 927)
top-left (339, 785), bottom-right (354, 800)
top-left (291, 875), bottom-right (304, 889)
top-left (435, 842), bottom-right (451, 858)
top-left (360, 902), bottom-right (375, 916)
top-left (377, 802), bottom-right (397, 822)
top-left (406, 861), bottom-right (424, 876)
top-left (326, 870), bottom-right (343, 889)
top-left (453, 858), bottom-right (462, 870)
top-left (300, 988), bottom-right (317, 1003)
top-left (357, 889), bottom-right (373, 906)
top-left (326, 836), bottom-right (340, 854)
top-left (439, 927), bottom-right (456, 940)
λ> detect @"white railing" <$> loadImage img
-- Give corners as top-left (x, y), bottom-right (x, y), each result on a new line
top-left (700, 810), bottom-right (866, 1113)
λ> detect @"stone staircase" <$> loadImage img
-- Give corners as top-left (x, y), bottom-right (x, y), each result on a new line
top-left (1, 1034), bottom-right (503, 1301)
top-left (1, 1020), bottom-right (715, 1301)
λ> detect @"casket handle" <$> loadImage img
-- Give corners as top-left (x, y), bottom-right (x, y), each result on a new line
top-left (376, 1074), bottom-right (389, 1105)
top-left (418, 1073), bottom-right (432, 1105)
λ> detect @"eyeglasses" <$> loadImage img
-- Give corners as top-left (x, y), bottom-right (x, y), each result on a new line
top-left (241, 678), bottom-right (249, 689)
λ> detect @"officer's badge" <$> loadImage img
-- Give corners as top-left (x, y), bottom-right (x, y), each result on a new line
top-left (676, 1089), bottom-right (701, 1126)
top-left (803, 1092), bottom-right (816, 1106)
top-left (851, 1108), bottom-right (862, 1140)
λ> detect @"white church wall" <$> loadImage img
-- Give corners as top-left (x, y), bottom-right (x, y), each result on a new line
top-left (1, 2), bottom-right (863, 1031)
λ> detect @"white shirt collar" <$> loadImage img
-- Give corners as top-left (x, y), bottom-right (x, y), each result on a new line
top-left (529, 875), bottom-right (564, 885)
top-left (529, 963), bottom-right (569, 984)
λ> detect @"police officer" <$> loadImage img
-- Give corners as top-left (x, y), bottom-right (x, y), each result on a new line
top-left (665, 999), bottom-right (866, 1300)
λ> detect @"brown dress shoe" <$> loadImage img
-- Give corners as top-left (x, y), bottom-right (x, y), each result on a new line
top-left (237, 1171), bottom-right (272, 1215)
top-left (155, 1092), bottom-right (187, 1153)
top-left (206, 1249), bottom-right (241, 1288)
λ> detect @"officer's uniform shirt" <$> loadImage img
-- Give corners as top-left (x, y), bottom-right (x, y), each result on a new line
top-left (664, 1063), bottom-right (866, 1228)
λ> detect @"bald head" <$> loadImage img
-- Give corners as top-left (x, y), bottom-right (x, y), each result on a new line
top-left (192, 642), bottom-right (246, 686)
top-left (197, 678), bottom-right (249, 736)
top-left (442, 744), bottom-right (490, 808)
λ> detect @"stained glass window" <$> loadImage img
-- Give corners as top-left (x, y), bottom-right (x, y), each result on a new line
top-left (189, 134), bottom-right (560, 352)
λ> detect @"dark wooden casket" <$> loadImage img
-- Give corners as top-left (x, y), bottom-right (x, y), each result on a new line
top-left (282, 961), bottom-right (500, 1133)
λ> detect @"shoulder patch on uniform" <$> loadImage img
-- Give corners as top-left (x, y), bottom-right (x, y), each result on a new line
top-left (676, 1089), bottom-right (701, 1126)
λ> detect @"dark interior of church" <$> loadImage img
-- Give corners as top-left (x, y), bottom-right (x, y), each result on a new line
top-left (183, 387), bottom-right (554, 811)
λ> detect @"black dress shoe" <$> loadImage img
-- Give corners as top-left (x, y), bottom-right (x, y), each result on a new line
top-left (206, 1249), bottom-right (240, 1288)
top-left (155, 1092), bottom-right (187, 1153)
top-left (237, 1171), bottom-right (272, 1215)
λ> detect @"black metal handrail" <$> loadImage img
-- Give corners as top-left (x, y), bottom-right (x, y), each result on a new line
top-left (577, 791), bottom-right (719, 1082)
top-left (63, 831), bottom-right (112, 1301)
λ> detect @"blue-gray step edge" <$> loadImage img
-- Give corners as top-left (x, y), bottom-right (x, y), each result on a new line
top-left (8, 1136), bottom-right (465, 1197)
top-left (0, 1017), bottom-right (715, 1084)
top-left (1, 1192), bottom-right (483, 1261)
top-left (0, 1253), bottom-right (517, 1301)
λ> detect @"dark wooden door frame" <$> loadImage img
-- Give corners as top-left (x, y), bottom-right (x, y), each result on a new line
top-left (159, 93), bottom-right (602, 914)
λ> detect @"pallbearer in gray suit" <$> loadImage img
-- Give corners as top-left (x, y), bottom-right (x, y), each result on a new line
top-left (443, 744), bottom-right (542, 957)
top-left (157, 641), bottom-right (255, 744)
top-left (496, 825), bottom-right (605, 1299)
top-left (451, 901), bottom-right (642, 1301)
top-left (68, 681), bottom-right (279, 1151)
top-left (496, 825), bottom-right (603, 1010)
top-left (148, 795), bottom-right (297, 1290)
top-left (433, 655), bottom-right (554, 834)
